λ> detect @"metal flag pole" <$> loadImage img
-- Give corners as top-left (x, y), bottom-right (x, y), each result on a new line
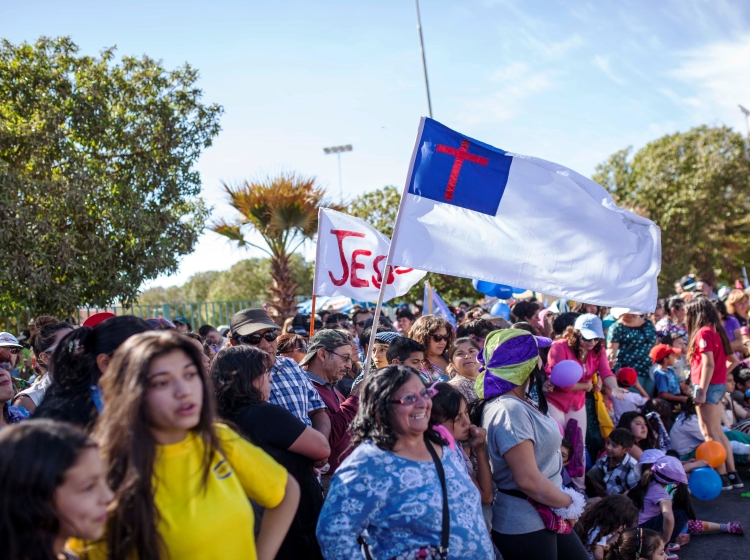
top-left (414, 0), bottom-right (433, 118)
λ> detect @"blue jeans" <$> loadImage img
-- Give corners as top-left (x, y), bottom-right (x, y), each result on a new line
top-left (639, 509), bottom-right (690, 543)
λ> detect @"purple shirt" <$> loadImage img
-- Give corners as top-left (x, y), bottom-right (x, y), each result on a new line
top-left (637, 482), bottom-right (670, 524)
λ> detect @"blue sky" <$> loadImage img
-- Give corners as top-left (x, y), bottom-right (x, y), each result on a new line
top-left (5, 0), bottom-right (750, 289)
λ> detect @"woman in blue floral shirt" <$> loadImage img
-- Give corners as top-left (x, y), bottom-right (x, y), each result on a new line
top-left (607, 309), bottom-right (657, 397)
top-left (1, 366), bottom-right (29, 428)
top-left (317, 366), bottom-right (493, 559)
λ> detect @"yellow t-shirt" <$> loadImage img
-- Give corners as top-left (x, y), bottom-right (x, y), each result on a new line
top-left (72, 424), bottom-right (287, 560)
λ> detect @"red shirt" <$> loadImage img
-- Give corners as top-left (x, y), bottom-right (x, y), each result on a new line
top-left (690, 326), bottom-right (728, 385)
top-left (308, 378), bottom-right (359, 474)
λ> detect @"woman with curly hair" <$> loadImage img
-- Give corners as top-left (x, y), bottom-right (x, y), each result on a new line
top-left (210, 345), bottom-right (330, 560)
top-left (71, 331), bottom-right (299, 560)
top-left (316, 365), bottom-right (493, 559)
top-left (408, 315), bottom-right (454, 382)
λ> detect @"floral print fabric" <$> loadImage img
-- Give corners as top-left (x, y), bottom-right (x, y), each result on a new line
top-left (316, 441), bottom-right (494, 560)
top-left (607, 320), bottom-right (657, 378)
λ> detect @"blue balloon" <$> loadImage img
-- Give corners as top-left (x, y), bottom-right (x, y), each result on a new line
top-left (490, 302), bottom-right (511, 320)
top-left (472, 279), bottom-right (524, 299)
top-left (688, 467), bottom-right (722, 500)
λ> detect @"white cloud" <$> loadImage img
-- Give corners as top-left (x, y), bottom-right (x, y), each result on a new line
top-left (520, 32), bottom-right (584, 60)
top-left (658, 88), bottom-right (703, 110)
top-left (668, 34), bottom-right (750, 130)
top-left (592, 55), bottom-right (625, 85)
top-left (458, 62), bottom-right (553, 122)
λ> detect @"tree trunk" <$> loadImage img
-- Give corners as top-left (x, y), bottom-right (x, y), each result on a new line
top-left (267, 251), bottom-right (298, 322)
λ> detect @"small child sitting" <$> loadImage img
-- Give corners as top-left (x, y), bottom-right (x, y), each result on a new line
top-left (603, 528), bottom-right (666, 560)
top-left (612, 368), bottom-right (650, 424)
top-left (560, 438), bottom-right (575, 489)
top-left (650, 344), bottom-right (688, 406)
top-left (574, 494), bottom-right (638, 560)
top-left (586, 428), bottom-right (639, 498)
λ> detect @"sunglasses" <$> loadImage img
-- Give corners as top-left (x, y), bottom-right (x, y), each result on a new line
top-left (353, 320), bottom-right (367, 328)
top-left (235, 330), bottom-right (280, 345)
top-left (3, 347), bottom-right (22, 355)
top-left (391, 387), bottom-right (438, 406)
top-left (431, 334), bottom-right (450, 343)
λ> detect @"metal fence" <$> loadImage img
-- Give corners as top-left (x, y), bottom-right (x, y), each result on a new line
top-left (2, 297), bottom-right (309, 334)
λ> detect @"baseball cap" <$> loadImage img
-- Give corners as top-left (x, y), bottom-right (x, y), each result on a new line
top-left (82, 312), bottom-right (116, 328)
top-left (230, 309), bottom-right (280, 337)
top-left (574, 314), bottom-right (604, 340)
top-left (616, 367), bottom-right (637, 387)
top-left (649, 343), bottom-right (682, 364)
top-left (173, 316), bottom-right (191, 326)
top-left (300, 329), bottom-right (352, 366)
top-left (0, 332), bottom-right (22, 348)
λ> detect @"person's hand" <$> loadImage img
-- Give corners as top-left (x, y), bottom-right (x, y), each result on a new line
top-left (582, 381), bottom-right (594, 392)
top-left (686, 459), bottom-right (709, 469)
top-left (694, 387), bottom-right (707, 405)
top-left (313, 458), bottom-right (329, 470)
top-left (610, 387), bottom-right (628, 400)
top-left (469, 426), bottom-right (486, 450)
top-left (592, 378), bottom-right (603, 393)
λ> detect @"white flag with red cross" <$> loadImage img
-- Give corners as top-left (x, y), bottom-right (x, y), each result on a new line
top-left (313, 208), bottom-right (426, 301)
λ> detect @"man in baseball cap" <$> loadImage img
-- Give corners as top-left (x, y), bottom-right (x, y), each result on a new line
top-left (228, 309), bottom-right (330, 437)
top-left (302, 329), bottom-right (359, 486)
top-left (172, 316), bottom-right (192, 333)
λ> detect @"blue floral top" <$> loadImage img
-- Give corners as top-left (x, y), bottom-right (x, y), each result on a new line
top-left (3, 403), bottom-right (30, 427)
top-left (317, 441), bottom-right (494, 560)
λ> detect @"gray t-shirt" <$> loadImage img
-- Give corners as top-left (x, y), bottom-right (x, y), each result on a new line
top-left (482, 394), bottom-right (563, 534)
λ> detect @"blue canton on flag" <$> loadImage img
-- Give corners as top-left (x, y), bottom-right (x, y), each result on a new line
top-left (408, 118), bottom-right (513, 216)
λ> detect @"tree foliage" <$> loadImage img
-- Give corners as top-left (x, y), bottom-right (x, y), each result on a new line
top-left (593, 125), bottom-right (750, 293)
top-left (349, 185), bottom-right (479, 303)
top-left (0, 37), bottom-right (222, 315)
top-left (212, 172), bottom-right (340, 318)
top-left (138, 255), bottom-right (313, 305)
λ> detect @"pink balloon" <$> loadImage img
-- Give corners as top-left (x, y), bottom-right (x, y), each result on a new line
top-left (550, 360), bottom-right (583, 387)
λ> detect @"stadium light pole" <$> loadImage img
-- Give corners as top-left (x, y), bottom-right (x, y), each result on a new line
top-left (414, 0), bottom-right (433, 118)
top-left (740, 105), bottom-right (750, 136)
top-left (323, 144), bottom-right (353, 202)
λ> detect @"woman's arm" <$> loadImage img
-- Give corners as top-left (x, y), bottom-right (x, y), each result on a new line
top-left (504, 440), bottom-right (572, 509)
top-left (11, 394), bottom-right (35, 412)
top-left (606, 342), bottom-right (619, 368)
top-left (659, 391), bottom-right (688, 404)
top-left (287, 426), bottom-right (332, 461)
top-left (469, 427), bottom-right (494, 505)
top-left (658, 499), bottom-right (675, 546)
top-left (694, 351), bottom-right (714, 405)
top-left (730, 328), bottom-right (745, 352)
top-left (602, 376), bottom-right (628, 399)
top-left (256, 474), bottom-right (301, 560)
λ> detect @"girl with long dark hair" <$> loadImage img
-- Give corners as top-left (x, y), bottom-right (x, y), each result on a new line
top-left (574, 494), bottom-right (638, 560)
top-left (617, 411), bottom-right (659, 461)
top-left (33, 316), bottom-right (152, 431)
top-left (0, 420), bottom-right (113, 560)
top-left (684, 296), bottom-right (742, 489)
top-left (72, 331), bottom-right (300, 560)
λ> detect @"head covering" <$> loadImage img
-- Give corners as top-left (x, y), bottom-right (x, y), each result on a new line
top-left (82, 312), bottom-right (116, 328)
top-left (475, 329), bottom-right (551, 400)
top-left (300, 329), bottom-right (352, 366)
top-left (230, 309), bottom-right (279, 337)
top-left (635, 449), bottom-right (667, 478)
top-left (610, 307), bottom-right (640, 320)
top-left (574, 314), bottom-right (604, 340)
top-left (173, 315), bottom-right (191, 326)
top-left (649, 344), bottom-right (682, 364)
top-left (374, 331), bottom-right (401, 345)
top-left (0, 332), bottom-right (22, 348)
top-left (651, 456), bottom-right (687, 485)
top-left (616, 367), bottom-right (637, 387)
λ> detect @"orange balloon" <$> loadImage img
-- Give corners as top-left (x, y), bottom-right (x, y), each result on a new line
top-left (695, 441), bottom-right (727, 468)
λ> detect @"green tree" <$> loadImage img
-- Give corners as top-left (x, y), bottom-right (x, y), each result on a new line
top-left (213, 172), bottom-right (341, 319)
top-left (350, 185), bottom-right (478, 303)
top-left (0, 37), bottom-right (222, 316)
top-left (593, 125), bottom-right (750, 293)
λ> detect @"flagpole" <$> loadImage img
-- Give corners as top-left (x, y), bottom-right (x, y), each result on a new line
top-left (309, 295), bottom-right (317, 337)
top-left (361, 117), bottom-right (427, 380)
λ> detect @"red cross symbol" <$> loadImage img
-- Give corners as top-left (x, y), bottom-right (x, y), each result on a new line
top-left (435, 139), bottom-right (489, 200)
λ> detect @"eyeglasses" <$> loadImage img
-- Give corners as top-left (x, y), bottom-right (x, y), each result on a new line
top-left (431, 334), bottom-right (450, 343)
top-left (328, 350), bottom-right (353, 364)
top-left (279, 343), bottom-right (308, 355)
top-left (4, 347), bottom-right (22, 355)
top-left (391, 387), bottom-right (438, 406)
top-left (353, 320), bottom-right (367, 328)
top-left (235, 330), bottom-right (280, 345)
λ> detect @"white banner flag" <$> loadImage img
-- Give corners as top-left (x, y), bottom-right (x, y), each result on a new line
top-left (313, 208), bottom-right (426, 301)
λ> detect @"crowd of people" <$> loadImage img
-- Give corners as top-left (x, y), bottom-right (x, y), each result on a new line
top-left (1, 275), bottom-right (749, 560)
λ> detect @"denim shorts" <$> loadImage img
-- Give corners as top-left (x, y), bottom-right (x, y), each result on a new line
top-left (704, 383), bottom-right (726, 405)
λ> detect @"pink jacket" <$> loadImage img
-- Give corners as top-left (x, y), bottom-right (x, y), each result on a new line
top-left (545, 338), bottom-right (614, 412)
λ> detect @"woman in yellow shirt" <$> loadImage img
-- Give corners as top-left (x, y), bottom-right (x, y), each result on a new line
top-left (75, 330), bottom-right (300, 560)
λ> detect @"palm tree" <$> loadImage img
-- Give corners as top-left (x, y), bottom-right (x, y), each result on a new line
top-left (212, 172), bottom-right (342, 320)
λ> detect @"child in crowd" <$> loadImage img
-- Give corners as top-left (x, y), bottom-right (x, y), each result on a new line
top-left (628, 456), bottom-right (689, 555)
top-left (575, 494), bottom-right (639, 560)
top-left (612, 368), bottom-right (650, 424)
top-left (386, 336), bottom-right (426, 374)
top-left (561, 438), bottom-right (576, 488)
top-left (650, 345), bottom-right (688, 407)
top-left (603, 528), bottom-right (667, 560)
top-left (371, 331), bottom-right (400, 369)
top-left (0, 420), bottom-right (114, 560)
top-left (586, 428), bottom-right (639, 497)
